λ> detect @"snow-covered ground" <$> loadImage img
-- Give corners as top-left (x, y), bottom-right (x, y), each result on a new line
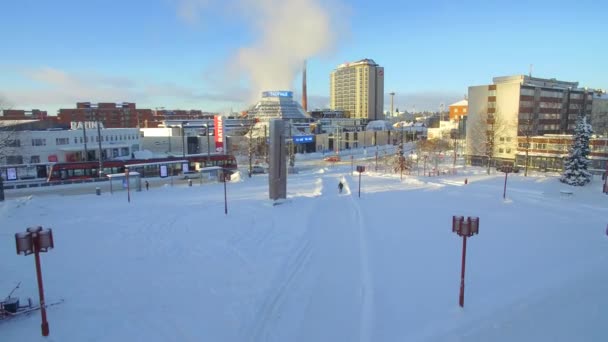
top-left (1, 161), bottom-right (607, 341)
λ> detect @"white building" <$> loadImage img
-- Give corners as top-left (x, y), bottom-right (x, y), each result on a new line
top-left (0, 121), bottom-right (140, 178)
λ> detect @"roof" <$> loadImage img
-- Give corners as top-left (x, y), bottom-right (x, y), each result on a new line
top-left (448, 100), bottom-right (468, 107)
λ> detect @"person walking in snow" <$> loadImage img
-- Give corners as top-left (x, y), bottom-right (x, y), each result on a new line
top-left (145, 180), bottom-right (149, 191)
top-left (338, 181), bottom-right (344, 194)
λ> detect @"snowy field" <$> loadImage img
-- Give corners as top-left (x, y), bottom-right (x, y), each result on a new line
top-left (1, 161), bottom-right (607, 341)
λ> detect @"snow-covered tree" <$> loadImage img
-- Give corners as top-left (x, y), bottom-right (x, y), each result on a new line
top-left (560, 116), bottom-right (593, 186)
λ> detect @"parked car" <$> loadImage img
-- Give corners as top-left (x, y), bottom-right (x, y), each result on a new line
top-left (252, 165), bottom-right (265, 174)
top-left (324, 155), bottom-right (341, 162)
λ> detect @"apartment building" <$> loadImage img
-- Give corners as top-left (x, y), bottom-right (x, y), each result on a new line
top-left (330, 59), bottom-right (384, 121)
top-left (466, 75), bottom-right (594, 168)
top-left (58, 102), bottom-right (153, 128)
top-left (448, 99), bottom-right (468, 121)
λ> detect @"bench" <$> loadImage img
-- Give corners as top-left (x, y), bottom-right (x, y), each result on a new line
top-left (560, 190), bottom-right (573, 197)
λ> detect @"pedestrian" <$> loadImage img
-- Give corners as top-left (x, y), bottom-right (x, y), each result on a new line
top-left (145, 180), bottom-right (149, 191)
top-left (338, 181), bottom-right (344, 194)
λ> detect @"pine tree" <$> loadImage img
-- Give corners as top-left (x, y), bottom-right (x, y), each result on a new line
top-left (560, 116), bottom-right (593, 186)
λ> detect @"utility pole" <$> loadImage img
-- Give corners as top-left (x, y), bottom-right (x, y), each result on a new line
top-left (389, 92), bottom-right (395, 118)
top-left (82, 110), bottom-right (89, 161)
top-left (206, 124), bottom-right (211, 162)
top-left (181, 121), bottom-right (187, 158)
top-left (96, 111), bottom-right (103, 177)
top-left (248, 121), bottom-right (254, 177)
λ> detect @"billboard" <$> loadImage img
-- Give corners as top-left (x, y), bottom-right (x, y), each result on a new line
top-left (214, 115), bottom-right (224, 152)
top-left (160, 165), bottom-right (168, 178)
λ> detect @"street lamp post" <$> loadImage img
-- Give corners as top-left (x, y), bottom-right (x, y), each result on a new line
top-left (15, 226), bottom-right (55, 336)
top-left (202, 123), bottom-right (211, 166)
top-left (181, 121), bottom-right (187, 158)
top-left (452, 216), bottom-right (479, 307)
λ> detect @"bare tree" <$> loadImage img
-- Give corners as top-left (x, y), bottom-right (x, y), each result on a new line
top-left (417, 138), bottom-right (450, 174)
top-left (467, 110), bottom-right (516, 174)
top-left (518, 113), bottom-right (534, 176)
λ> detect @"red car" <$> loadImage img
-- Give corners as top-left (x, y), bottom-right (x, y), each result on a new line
top-left (324, 155), bottom-right (341, 162)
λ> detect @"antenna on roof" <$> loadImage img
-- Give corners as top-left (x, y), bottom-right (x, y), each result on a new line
top-left (529, 64), bottom-right (533, 77)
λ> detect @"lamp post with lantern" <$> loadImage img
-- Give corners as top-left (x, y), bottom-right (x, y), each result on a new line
top-left (452, 216), bottom-right (479, 307)
top-left (14, 226), bottom-right (55, 336)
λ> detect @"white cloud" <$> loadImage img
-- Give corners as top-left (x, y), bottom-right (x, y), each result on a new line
top-left (0, 67), bottom-right (250, 113)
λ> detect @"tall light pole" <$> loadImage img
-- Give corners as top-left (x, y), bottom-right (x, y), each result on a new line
top-left (202, 123), bottom-right (211, 166)
top-left (389, 92), bottom-right (395, 118)
top-left (181, 121), bottom-right (187, 158)
top-left (96, 110), bottom-right (103, 177)
top-left (82, 111), bottom-right (89, 161)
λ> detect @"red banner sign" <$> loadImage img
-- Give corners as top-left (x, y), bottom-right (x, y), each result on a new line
top-left (214, 115), bottom-right (224, 152)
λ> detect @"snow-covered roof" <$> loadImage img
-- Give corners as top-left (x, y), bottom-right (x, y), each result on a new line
top-left (449, 100), bottom-right (468, 107)
top-left (365, 120), bottom-right (393, 131)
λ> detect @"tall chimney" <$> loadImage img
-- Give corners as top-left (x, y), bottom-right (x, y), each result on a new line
top-left (302, 60), bottom-right (308, 112)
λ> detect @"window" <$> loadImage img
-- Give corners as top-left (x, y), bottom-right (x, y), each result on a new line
top-left (506, 148), bottom-right (511, 153)
top-left (520, 101), bottom-right (533, 108)
top-left (521, 88), bottom-right (535, 96)
top-left (56, 138), bottom-right (70, 145)
top-left (32, 138), bottom-right (46, 146)
top-left (74, 137), bottom-right (78, 144)
top-left (499, 148), bottom-right (504, 153)
top-left (30, 156), bottom-right (40, 163)
top-left (6, 139), bottom-right (21, 147)
top-left (6, 155), bottom-right (23, 164)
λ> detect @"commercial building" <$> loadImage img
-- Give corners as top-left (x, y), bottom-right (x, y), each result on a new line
top-left (0, 120), bottom-right (140, 179)
top-left (466, 75), bottom-right (595, 168)
top-left (330, 59), bottom-right (384, 121)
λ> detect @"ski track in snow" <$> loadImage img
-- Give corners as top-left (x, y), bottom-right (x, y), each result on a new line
top-left (343, 174), bottom-right (375, 342)
top-left (244, 174), bottom-right (375, 342)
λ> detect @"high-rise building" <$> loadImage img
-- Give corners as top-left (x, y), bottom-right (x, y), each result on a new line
top-left (330, 59), bottom-right (384, 121)
top-left (466, 75), bottom-right (595, 169)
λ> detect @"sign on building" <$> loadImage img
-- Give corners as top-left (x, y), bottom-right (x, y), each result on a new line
top-left (293, 135), bottom-right (314, 144)
top-left (70, 121), bottom-right (105, 130)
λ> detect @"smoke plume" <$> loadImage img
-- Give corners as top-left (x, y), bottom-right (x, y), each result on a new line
top-left (177, 0), bottom-right (344, 102)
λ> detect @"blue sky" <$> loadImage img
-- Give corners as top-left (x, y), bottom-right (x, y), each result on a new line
top-left (0, 0), bottom-right (606, 115)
